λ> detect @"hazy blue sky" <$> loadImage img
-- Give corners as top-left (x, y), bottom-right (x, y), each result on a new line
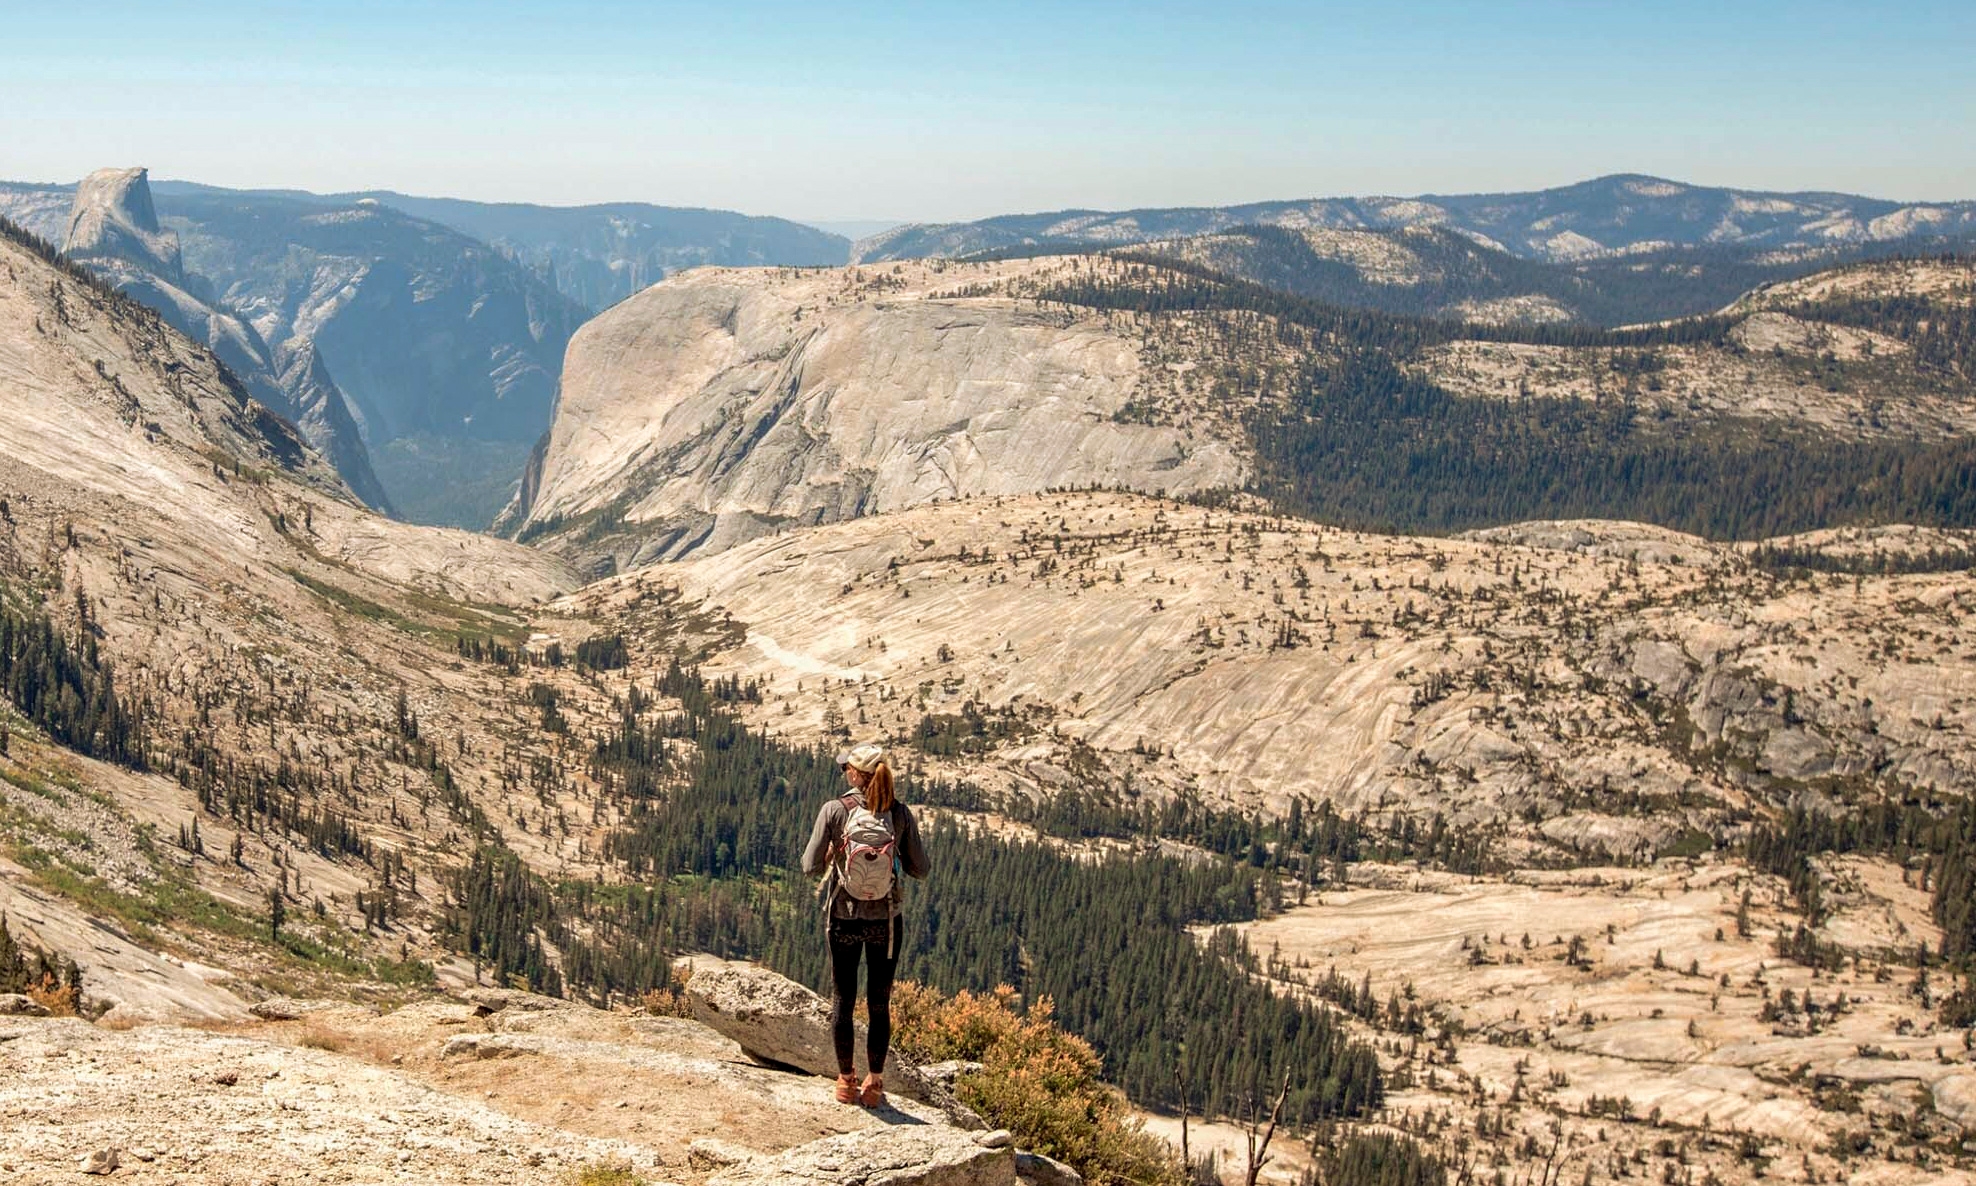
top-left (4, 1), bottom-right (1972, 222)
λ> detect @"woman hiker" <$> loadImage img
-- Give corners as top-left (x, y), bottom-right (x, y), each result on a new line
top-left (802, 742), bottom-right (928, 1107)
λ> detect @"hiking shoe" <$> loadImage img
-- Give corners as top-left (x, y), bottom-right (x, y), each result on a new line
top-left (859, 1073), bottom-right (885, 1108)
top-left (835, 1073), bottom-right (860, 1104)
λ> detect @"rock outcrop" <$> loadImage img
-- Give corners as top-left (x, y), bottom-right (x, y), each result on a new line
top-left (706, 1125), bottom-right (1018, 1186)
top-left (683, 958), bottom-right (983, 1128)
top-left (0, 994), bottom-right (48, 1017)
top-left (64, 167), bottom-right (185, 282)
top-left (0, 987), bottom-right (1040, 1185)
top-left (509, 258), bottom-right (1248, 569)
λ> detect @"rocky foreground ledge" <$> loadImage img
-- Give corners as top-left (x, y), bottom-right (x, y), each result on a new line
top-left (0, 963), bottom-right (1077, 1185)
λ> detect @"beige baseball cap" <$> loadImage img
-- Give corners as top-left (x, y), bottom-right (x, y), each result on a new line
top-left (836, 742), bottom-right (884, 773)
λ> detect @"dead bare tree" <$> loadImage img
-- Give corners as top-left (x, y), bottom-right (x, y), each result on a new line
top-left (1175, 1062), bottom-right (1191, 1181)
top-left (1245, 1074), bottom-right (1292, 1186)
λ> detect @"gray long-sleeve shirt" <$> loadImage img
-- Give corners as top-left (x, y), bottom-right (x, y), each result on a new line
top-left (802, 796), bottom-right (929, 920)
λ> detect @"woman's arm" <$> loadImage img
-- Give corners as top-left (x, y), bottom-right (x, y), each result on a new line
top-left (801, 800), bottom-right (840, 877)
top-left (897, 805), bottom-right (930, 880)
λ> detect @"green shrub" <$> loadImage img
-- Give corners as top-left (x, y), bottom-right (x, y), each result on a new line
top-left (892, 981), bottom-right (1182, 1186)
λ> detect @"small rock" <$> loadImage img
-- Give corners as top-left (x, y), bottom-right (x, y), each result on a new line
top-left (80, 1147), bottom-right (120, 1175)
top-left (249, 997), bottom-right (345, 1021)
top-left (688, 1138), bottom-right (754, 1170)
top-left (463, 987), bottom-right (563, 1014)
top-left (0, 993), bottom-right (48, 1017)
top-left (441, 1034), bottom-right (504, 1060)
top-left (213, 1070), bottom-right (239, 1087)
top-left (977, 1129), bottom-right (1014, 1148)
top-left (1015, 1149), bottom-right (1084, 1185)
top-left (920, 1060), bottom-right (984, 1090)
top-left (128, 1147), bottom-right (156, 1162)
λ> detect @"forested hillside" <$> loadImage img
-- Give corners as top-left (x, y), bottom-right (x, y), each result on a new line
top-left (1027, 252), bottom-right (1976, 538)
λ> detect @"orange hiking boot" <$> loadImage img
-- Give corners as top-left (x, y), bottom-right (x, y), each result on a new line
top-left (859, 1073), bottom-right (885, 1107)
top-left (834, 1073), bottom-right (860, 1104)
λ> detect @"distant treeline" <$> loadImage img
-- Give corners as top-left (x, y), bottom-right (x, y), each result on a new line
top-left (1255, 351), bottom-right (1976, 540)
top-left (1784, 282), bottom-right (1974, 383)
top-left (1049, 255), bottom-right (1737, 350)
top-left (1747, 542), bottom-right (1976, 576)
top-left (1148, 224), bottom-right (1898, 328)
top-left (0, 598), bottom-right (149, 767)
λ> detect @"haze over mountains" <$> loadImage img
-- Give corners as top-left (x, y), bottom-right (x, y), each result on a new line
top-left (150, 181), bottom-right (853, 311)
top-left (6, 168), bottom-right (1974, 536)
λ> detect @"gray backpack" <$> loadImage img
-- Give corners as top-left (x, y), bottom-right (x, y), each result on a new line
top-left (837, 793), bottom-right (899, 902)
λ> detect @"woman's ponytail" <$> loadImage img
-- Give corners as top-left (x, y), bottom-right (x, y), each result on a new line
top-left (864, 761), bottom-right (895, 815)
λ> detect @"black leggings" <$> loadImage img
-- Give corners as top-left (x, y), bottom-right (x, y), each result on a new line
top-left (828, 915), bottom-right (899, 1077)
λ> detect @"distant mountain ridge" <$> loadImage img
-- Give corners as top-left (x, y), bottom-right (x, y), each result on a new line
top-left (1129, 223), bottom-right (1939, 327)
top-left (853, 174), bottom-right (1976, 263)
top-left (151, 180), bottom-right (852, 311)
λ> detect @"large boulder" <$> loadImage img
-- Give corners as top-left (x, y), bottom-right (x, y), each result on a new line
top-left (686, 958), bottom-right (878, 1074)
top-left (682, 959), bottom-right (982, 1128)
top-left (707, 1125), bottom-right (1017, 1186)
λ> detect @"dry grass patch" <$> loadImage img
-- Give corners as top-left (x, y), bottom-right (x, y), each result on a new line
top-left (566, 1162), bottom-right (644, 1186)
top-left (297, 1024), bottom-right (347, 1052)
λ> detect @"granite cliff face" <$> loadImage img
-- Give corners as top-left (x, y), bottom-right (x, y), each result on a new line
top-left (508, 259), bottom-right (1248, 571)
top-left (63, 168), bottom-right (185, 282)
top-left (48, 169), bottom-right (392, 511)
top-left (146, 188), bottom-right (590, 527)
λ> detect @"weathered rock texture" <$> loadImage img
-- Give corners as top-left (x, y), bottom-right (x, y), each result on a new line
top-left (509, 257), bottom-right (1248, 569)
top-left (0, 991), bottom-right (1012, 1185)
top-left (706, 1125), bottom-right (1017, 1186)
top-left (561, 490), bottom-right (1976, 858)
